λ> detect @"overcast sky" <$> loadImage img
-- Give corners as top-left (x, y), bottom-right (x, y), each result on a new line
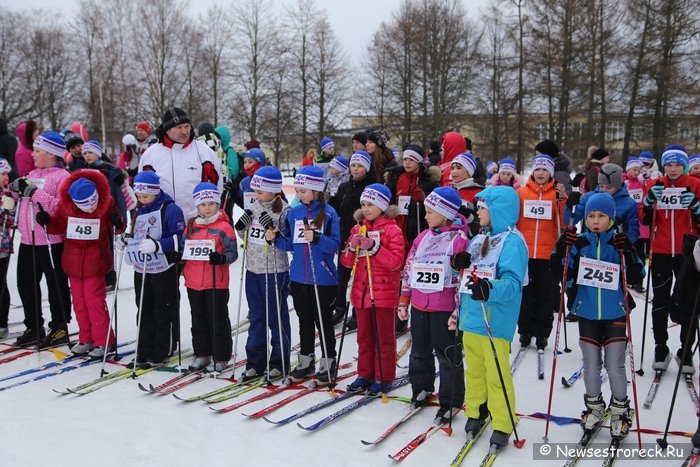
top-left (0, 0), bottom-right (491, 63)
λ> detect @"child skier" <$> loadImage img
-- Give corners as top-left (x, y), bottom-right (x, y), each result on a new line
top-left (399, 187), bottom-right (469, 421)
top-left (182, 182), bottom-right (237, 372)
top-left (267, 165), bottom-right (340, 383)
top-left (449, 185), bottom-right (528, 449)
top-left (238, 148), bottom-right (266, 210)
top-left (489, 158), bottom-right (522, 190)
top-left (690, 155), bottom-right (700, 180)
top-left (235, 166), bottom-right (291, 381)
top-left (450, 152), bottom-right (483, 238)
top-left (324, 156), bottom-right (350, 199)
top-left (340, 184), bottom-right (405, 394)
top-left (622, 157), bottom-right (649, 292)
top-left (0, 159), bottom-right (15, 338)
top-left (126, 171), bottom-right (185, 368)
top-left (551, 192), bottom-right (643, 440)
top-left (37, 170), bottom-right (123, 357)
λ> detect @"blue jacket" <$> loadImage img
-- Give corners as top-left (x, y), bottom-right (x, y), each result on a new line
top-left (571, 186), bottom-right (640, 243)
top-left (136, 191), bottom-right (185, 253)
top-left (458, 186), bottom-right (529, 341)
top-left (275, 199), bottom-right (340, 286)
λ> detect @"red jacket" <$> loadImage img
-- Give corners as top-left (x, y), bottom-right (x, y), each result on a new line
top-left (340, 207), bottom-right (405, 309)
top-left (48, 169), bottom-right (122, 278)
top-left (640, 175), bottom-right (700, 255)
top-left (182, 210), bottom-right (238, 290)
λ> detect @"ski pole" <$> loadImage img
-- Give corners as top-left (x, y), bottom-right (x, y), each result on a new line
top-left (0, 203), bottom-right (18, 326)
top-left (270, 243), bottom-right (287, 380)
top-left (638, 188), bottom-right (660, 377)
top-left (28, 201), bottom-right (42, 350)
top-left (173, 234), bottom-right (182, 371)
top-left (303, 217), bottom-right (334, 393)
top-left (99, 230), bottom-right (126, 376)
top-left (443, 273), bottom-right (464, 436)
top-left (473, 272), bottom-right (525, 448)
top-left (364, 230), bottom-right (388, 403)
top-left (211, 252), bottom-right (218, 375)
top-left (231, 227), bottom-right (248, 379)
top-left (554, 193), bottom-right (572, 354)
top-left (264, 247), bottom-right (271, 382)
top-left (132, 230), bottom-right (150, 377)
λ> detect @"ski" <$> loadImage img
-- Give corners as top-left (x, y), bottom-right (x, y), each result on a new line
top-left (262, 390), bottom-right (360, 425)
top-left (478, 444), bottom-right (503, 467)
top-left (538, 349), bottom-right (545, 380)
top-left (173, 374), bottom-right (258, 402)
top-left (511, 346), bottom-right (528, 375)
top-left (139, 371), bottom-right (206, 394)
top-left (682, 448), bottom-right (700, 467)
top-left (562, 409), bottom-right (611, 467)
top-left (204, 377), bottom-right (267, 403)
top-left (0, 350), bottom-right (34, 364)
top-left (562, 364), bottom-right (584, 388)
top-left (388, 422), bottom-right (444, 462)
top-left (601, 436), bottom-right (622, 466)
top-left (361, 396), bottom-right (435, 446)
top-left (685, 373), bottom-right (699, 409)
top-left (297, 375), bottom-right (410, 432)
top-left (450, 417), bottom-right (491, 467)
top-left (643, 370), bottom-right (664, 408)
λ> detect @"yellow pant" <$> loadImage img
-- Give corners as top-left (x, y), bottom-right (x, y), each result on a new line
top-left (463, 332), bottom-right (518, 433)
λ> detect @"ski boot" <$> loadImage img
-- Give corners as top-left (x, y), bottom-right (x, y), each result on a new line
top-left (410, 389), bottom-right (432, 408)
top-left (519, 333), bottom-right (531, 348)
top-left (0, 327), bottom-right (8, 339)
top-left (489, 430), bottom-right (510, 449)
top-left (581, 394), bottom-right (606, 432)
top-left (536, 336), bottom-right (548, 350)
top-left (344, 314), bottom-right (357, 332)
top-left (435, 405), bottom-right (461, 425)
top-left (87, 345), bottom-right (116, 359)
top-left (71, 342), bottom-right (95, 356)
top-left (14, 328), bottom-right (45, 346)
top-left (188, 356), bottom-right (211, 372)
top-left (676, 348), bottom-right (696, 375)
top-left (369, 381), bottom-right (391, 396)
top-left (240, 368), bottom-right (260, 382)
top-left (652, 344), bottom-right (671, 371)
top-left (347, 377), bottom-right (371, 393)
top-left (289, 354), bottom-right (315, 382)
top-left (609, 397), bottom-right (632, 439)
top-left (464, 402), bottom-right (490, 437)
top-left (315, 357), bottom-right (337, 384)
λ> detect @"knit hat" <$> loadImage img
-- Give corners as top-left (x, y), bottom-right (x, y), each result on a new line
top-left (198, 122), bottom-right (215, 136)
top-left (585, 192), bottom-right (616, 220)
top-left (69, 177), bottom-right (98, 212)
top-left (82, 140), bottom-right (102, 156)
top-left (352, 132), bottom-right (368, 146)
top-left (452, 152), bottom-right (477, 177)
top-left (424, 187), bottom-right (462, 220)
top-left (329, 156), bottom-right (350, 174)
top-left (591, 148), bottom-right (610, 161)
top-left (136, 121), bottom-right (151, 135)
top-left (360, 184), bottom-right (392, 212)
top-left (244, 139), bottom-right (260, 150)
top-left (486, 161), bottom-right (498, 173)
top-left (367, 130), bottom-right (389, 149)
top-left (294, 165), bottom-right (325, 192)
top-left (320, 137), bottom-right (335, 152)
top-left (639, 151), bottom-right (654, 163)
top-left (531, 154), bottom-right (555, 178)
top-left (0, 158), bottom-right (11, 174)
top-left (192, 182), bottom-right (221, 206)
top-left (63, 131), bottom-right (84, 149)
top-left (661, 147), bottom-right (689, 169)
top-left (243, 148), bottom-right (266, 166)
top-left (350, 150), bottom-right (372, 172)
top-left (133, 171), bottom-right (161, 195)
top-left (34, 131), bottom-right (66, 158)
top-left (402, 144), bottom-right (424, 164)
top-left (161, 107), bottom-right (191, 133)
top-left (625, 157), bottom-right (642, 170)
top-left (535, 139), bottom-right (559, 158)
top-left (598, 163), bottom-right (623, 190)
top-left (250, 166), bottom-right (283, 194)
top-left (498, 158), bottom-right (516, 175)
top-left (689, 154), bottom-right (700, 170)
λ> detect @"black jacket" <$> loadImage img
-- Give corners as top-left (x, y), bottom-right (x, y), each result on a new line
top-left (329, 175), bottom-right (375, 243)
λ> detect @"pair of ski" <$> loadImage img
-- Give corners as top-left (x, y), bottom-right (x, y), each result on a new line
top-left (643, 367), bottom-right (699, 409)
top-left (0, 331), bottom-right (80, 365)
top-left (562, 409), bottom-right (635, 467)
top-left (510, 345), bottom-right (546, 379)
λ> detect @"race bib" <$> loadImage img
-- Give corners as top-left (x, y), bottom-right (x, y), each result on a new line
top-left (398, 195), bottom-right (410, 216)
top-left (576, 257), bottom-right (620, 291)
top-left (628, 188), bottom-right (643, 203)
top-left (410, 263), bottom-right (445, 291)
top-left (247, 221), bottom-right (267, 245)
top-left (459, 266), bottom-right (495, 294)
top-left (182, 239), bottom-right (215, 261)
top-left (28, 178), bottom-right (45, 190)
top-left (523, 200), bottom-right (552, 220)
top-left (243, 192), bottom-right (257, 210)
top-left (657, 187), bottom-right (685, 210)
top-left (293, 219), bottom-right (320, 244)
top-left (66, 217), bottom-right (100, 240)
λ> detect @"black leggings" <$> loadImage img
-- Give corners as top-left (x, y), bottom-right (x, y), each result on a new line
top-left (290, 282), bottom-right (336, 358)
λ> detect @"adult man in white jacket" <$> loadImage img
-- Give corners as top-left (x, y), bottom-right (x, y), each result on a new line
top-left (139, 107), bottom-right (223, 220)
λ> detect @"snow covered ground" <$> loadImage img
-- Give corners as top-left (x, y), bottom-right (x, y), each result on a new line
top-left (0, 187), bottom-right (696, 466)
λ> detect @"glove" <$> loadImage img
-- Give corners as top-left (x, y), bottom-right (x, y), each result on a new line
top-left (302, 218), bottom-right (320, 244)
top-left (111, 212), bottom-right (123, 230)
top-left (1, 194), bottom-right (15, 211)
top-left (411, 188), bottom-right (425, 203)
top-left (349, 234), bottom-right (375, 251)
top-left (611, 232), bottom-right (633, 252)
top-left (234, 209), bottom-right (253, 230)
top-left (264, 229), bottom-right (279, 242)
top-left (201, 161), bottom-right (219, 185)
top-left (138, 237), bottom-right (160, 254)
top-left (556, 227), bottom-right (578, 251)
top-left (115, 234), bottom-right (129, 251)
top-left (565, 191), bottom-right (582, 209)
top-left (259, 211), bottom-right (274, 230)
top-left (35, 210), bottom-right (50, 227)
top-left (223, 179), bottom-right (237, 193)
top-left (451, 251), bottom-right (472, 269)
top-left (208, 251), bottom-right (227, 265)
top-left (9, 178), bottom-right (28, 194)
top-left (468, 278), bottom-right (492, 301)
top-left (166, 250), bottom-right (183, 264)
top-left (643, 182), bottom-right (664, 207)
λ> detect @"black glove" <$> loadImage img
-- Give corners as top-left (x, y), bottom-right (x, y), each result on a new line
top-left (209, 251), bottom-right (227, 265)
top-left (234, 209), bottom-right (253, 230)
top-left (9, 178), bottom-right (28, 194)
top-left (259, 211), bottom-right (274, 230)
top-left (565, 191), bottom-right (582, 209)
top-left (166, 250), bottom-right (183, 264)
top-left (35, 211), bottom-right (50, 227)
top-left (223, 179), bottom-right (237, 193)
top-left (468, 279), bottom-right (492, 301)
top-left (451, 251), bottom-right (472, 270)
top-left (111, 212), bottom-right (123, 230)
top-left (611, 232), bottom-right (633, 252)
top-left (556, 228), bottom-right (578, 252)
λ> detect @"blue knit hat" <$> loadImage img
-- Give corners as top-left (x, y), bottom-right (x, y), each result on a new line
top-left (498, 158), bottom-right (516, 174)
top-left (626, 157), bottom-right (643, 170)
top-left (360, 184), bottom-right (392, 212)
top-left (531, 154), bottom-right (555, 178)
top-left (69, 177), bottom-right (98, 212)
top-left (486, 161), bottom-right (498, 172)
top-left (452, 153), bottom-right (477, 177)
top-left (133, 171), bottom-right (161, 195)
top-left (193, 182), bottom-right (220, 206)
top-left (585, 192), bottom-right (616, 220)
top-left (424, 186), bottom-right (462, 220)
top-left (689, 154), bottom-right (700, 170)
top-left (294, 165), bottom-right (325, 191)
top-left (243, 148), bottom-right (266, 165)
top-left (639, 151), bottom-right (654, 163)
top-left (33, 131), bottom-right (66, 158)
top-left (320, 137), bottom-right (334, 152)
top-left (350, 150), bottom-right (372, 172)
top-left (329, 156), bottom-right (349, 174)
top-left (0, 158), bottom-right (10, 174)
top-left (82, 140), bottom-right (102, 156)
top-left (250, 166), bottom-right (283, 193)
top-left (661, 146), bottom-right (689, 169)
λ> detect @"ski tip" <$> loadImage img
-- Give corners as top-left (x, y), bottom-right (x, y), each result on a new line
top-left (296, 422), bottom-right (308, 430)
top-left (360, 440), bottom-right (373, 446)
top-left (442, 426), bottom-right (454, 436)
top-left (514, 438), bottom-right (526, 448)
top-left (208, 406), bottom-right (221, 412)
top-left (561, 377), bottom-right (569, 387)
top-left (261, 416), bottom-right (276, 424)
top-left (643, 401), bottom-right (651, 409)
top-left (137, 383), bottom-right (150, 392)
top-left (172, 393), bottom-right (185, 401)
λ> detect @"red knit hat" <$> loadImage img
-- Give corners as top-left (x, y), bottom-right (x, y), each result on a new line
top-left (244, 139), bottom-right (260, 150)
top-left (136, 121), bottom-right (152, 135)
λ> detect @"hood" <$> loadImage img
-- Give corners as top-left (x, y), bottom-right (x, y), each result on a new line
top-left (15, 122), bottom-right (27, 142)
top-left (214, 126), bottom-right (232, 149)
top-left (554, 152), bottom-right (572, 172)
top-left (441, 132), bottom-right (467, 164)
top-left (353, 204), bottom-right (401, 223)
top-left (58, 168), bottom-right (112, 219)
top-left (475, 186), bottom-right (520, 235)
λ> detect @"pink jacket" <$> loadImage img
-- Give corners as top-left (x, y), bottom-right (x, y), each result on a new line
top-left (623, 173), bottom-right (649, 239)
top-left (489, 173), bottom-right (522, 190)
top-left (339, 207), bottom-right (405, 309)
top-left (18, 166), bottom-right (70, 246)
top-left (400, 214), bottom-right (470, 312)
top-left (15, 123), bottom-right (35, 177)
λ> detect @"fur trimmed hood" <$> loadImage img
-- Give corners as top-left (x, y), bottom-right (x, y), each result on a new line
top-left (58, 168), bottom-right (112, 218)
top-left (353, 204), bottom-right (401, 223)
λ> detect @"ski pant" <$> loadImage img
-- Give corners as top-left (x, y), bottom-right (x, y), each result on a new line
top-left (69, 275), bottom-right (115, 347)
top-left (463, 332), bottom-right (516, 434)
top-left (409, 307), bottom-right (464, 409)
top-left (651, 253), bottom-right (695, 349)
top-left (0, 256), bottom-right (10, 327)
top-left (134, 267), bottom-right (177, 360)
top-left (290, 282), bottom-right (336, 358)
top-left (518, 258), bottom-right (557, 340)
top-left (17, 243), bottom-right (72, 330)
top-left (578, 316), bottom-right (627, 401)
top-left (187, 288), bottom-right (232, 362)
top-left (244, 270), bottom-right (291, 373)
top-left (356, 306), bottom-right (396, 384)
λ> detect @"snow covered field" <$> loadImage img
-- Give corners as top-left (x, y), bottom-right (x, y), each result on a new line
top-left (0, 186), bottom-right (696, 466)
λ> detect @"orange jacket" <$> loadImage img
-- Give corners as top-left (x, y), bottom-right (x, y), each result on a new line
top-left (516, 177), bottom-right (566, 260)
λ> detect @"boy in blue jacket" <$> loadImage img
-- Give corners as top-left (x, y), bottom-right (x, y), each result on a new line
top-left (551, 192), bottom-right (644, 440)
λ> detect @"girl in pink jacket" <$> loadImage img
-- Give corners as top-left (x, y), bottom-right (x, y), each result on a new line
top-left (340, 184), bottom-right (405, 395)
top-left (623, 157), bottom-right (648, 292)
top-left (182, 182), bottom-right (238, 373)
